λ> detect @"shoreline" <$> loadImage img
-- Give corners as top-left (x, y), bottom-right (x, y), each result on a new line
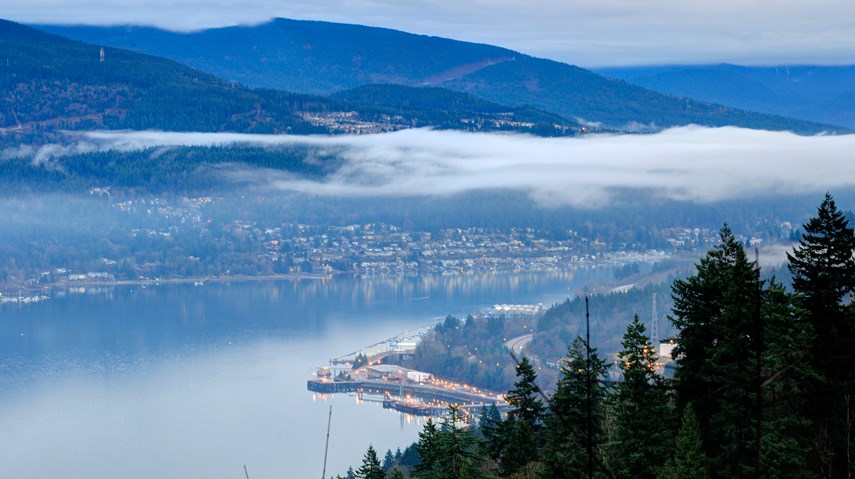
top-left (1, 250), bottom-right (701, 298)
top-left (1, 272), bottom-right (340, 296)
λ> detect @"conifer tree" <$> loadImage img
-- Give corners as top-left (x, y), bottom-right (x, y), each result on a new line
top-left (413, 419), bottom-right (442, 479)
top-left (478, 403), bottom-right (504, 464)
top-left (506, 357), bottom-right (545, 427)
top-left (501, 356), bottom-right (545, 477)
top-left (606, 315), bottom-right (673, 479)
top-left (787, 193), bottom-right (855, 478)
top-left (669, 225), bottom-right (764, 479)
top-left (356, 445), bottom-right (385, 479)
top-left (383, 449), bottom-right (395, 471)
top-left (758, 280), bottom-right (812, 479)
top-left (438, 405), bottom-right (489, 479)
top-left (541, 336), bottom-right (608, 479)
top-left (662, 405), bottom-right (708, 479)
top-left (414, 408), bottom-right (489, 479)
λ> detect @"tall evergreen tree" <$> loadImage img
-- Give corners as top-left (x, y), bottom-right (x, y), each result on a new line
top-left (541, 336), bottom-right (609, 479)
top-left (662, 404), bottom-right (709, 479)
top-left (669, 225), bottom-right (764, 479)
top-left (438, 405), bottom-right (489, 479)
top-left (478, 403), bottom-right (504, 465)
top-left (606, 315), bottom-right (674, 479)
top-left (788, 193), bottom-right (855, 311)
top-left (501, 356), bottom-right (546, 477)
top-left (506, 357), bottom-right (546, 426)
top-left (413, 419), bottom-right (442, 479)
top-left (787, 193), bottom-right (855, 478)
top-left (759, 280), bottom-right (812, 479)
top-left (414, 408), bottom-right (489, 479)
top-left (356, 445), bottom-right (386, 479)
top-left (383, 449), bottom-right (395, 471)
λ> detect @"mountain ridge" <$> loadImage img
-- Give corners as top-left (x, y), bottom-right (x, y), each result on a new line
top-left (597, 64), bottom-right (855, 128)
top-left (0, 19), bottom-right (582, 148)
top-left (35, 18), bottom-right (844, 134)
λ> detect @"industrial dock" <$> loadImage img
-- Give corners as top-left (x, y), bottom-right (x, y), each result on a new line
top-left (307, 332), bottom-right (510, 417)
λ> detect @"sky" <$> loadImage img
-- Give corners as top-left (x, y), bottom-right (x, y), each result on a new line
top-left (3, 0), bottom-right (855, 67)
top-left (13, 127), bottom-right (855, 208)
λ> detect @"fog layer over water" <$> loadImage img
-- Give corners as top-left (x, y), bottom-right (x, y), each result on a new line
top-left (0, 271), bottom-right (603, 479)
top-left (70, 127), bottom-right (855, 207)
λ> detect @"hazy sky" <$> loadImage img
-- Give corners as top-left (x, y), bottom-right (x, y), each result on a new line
top-left (4, 0), bottom-right (855, 67)
top-left (23, 127), bottom-right (853, 207)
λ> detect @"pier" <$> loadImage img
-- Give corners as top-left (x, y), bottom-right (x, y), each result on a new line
top-left (307, 377), bottom-right (509, 417)
top-left (328, 326), bottom-right (429, 366)
top-left (309, 325), bottom-right (510, 417)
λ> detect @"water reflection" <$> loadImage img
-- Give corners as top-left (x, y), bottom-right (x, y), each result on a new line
top-left (0, 269), bottom-right (612, 478)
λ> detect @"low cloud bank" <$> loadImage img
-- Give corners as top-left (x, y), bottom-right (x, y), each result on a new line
top-left (52, 127), bottom-right (855, 207)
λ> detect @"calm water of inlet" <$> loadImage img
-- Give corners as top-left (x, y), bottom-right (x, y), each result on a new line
top-left (0, 269), bottom-right (613, 478)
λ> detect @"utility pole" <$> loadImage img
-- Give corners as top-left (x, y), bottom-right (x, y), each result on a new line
top-left (754, 247), bottom-right (763, 479)
top-left (321, 406), bottom-right (332, 479)
top-left (586, 295), bottom-right (593, 479)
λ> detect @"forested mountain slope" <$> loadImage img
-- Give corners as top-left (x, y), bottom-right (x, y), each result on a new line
top-left (1, 19), bottom-right (579, 146)
top-left (37, 18), bottom-right (843, 133)
top-left (598, 64), bottom-right (855, 128)
top-left (0, 19), bottom-right (333, 135)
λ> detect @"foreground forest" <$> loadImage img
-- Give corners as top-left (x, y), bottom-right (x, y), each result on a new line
top-left (348, 193), bottom-right (855, 479)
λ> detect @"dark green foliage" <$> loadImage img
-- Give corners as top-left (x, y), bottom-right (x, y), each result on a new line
top-left (541, 337), bottom-right (609, 479)
top-left (506, 357), bottom-right (545, 427)
top-left (413, 419), bottom-right (442, 479)
top-left (758, 280), bottom-right (812, 479)
top-left (334, 84), bottom-right (579, 135)
top-left (606, 315), bottom-right (673, 479)
top-left (439, 56), bottom-right (838, 133)
top-left (532, 280), bottom-right (678, 366)
top-left (400, 444), bottom-right (421, 467)
top-left (667, 218), bottom-right (836, 479)
top-left (351, 197), bottom-right (854, 479)
top-left (788, 193), bottom-right (855, 309)
top-left (787, 193), bottom-right (855, 477)
top-left (669, 226), bottom-right (764, 479)
top-left (383, 449), bottom-right (395, 471)
top-left (500, 357), bottom-right (545, 476)
top-left (413, 408), bottom-right (489, 479)
top-left (2, 19), bottom-right (582, 141)
top-left (662, 405), bottom-right (708, 479)
top-left (356, 446), bottom-right (386, 479)
top-left (478, 403), bottom-right (504, 462)
top-left (0, 20), bottom-right (329, 134)
top-left (413, 314), bottom-right (529, 392)
top-left (0, 145), bottom-right (340, 195)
